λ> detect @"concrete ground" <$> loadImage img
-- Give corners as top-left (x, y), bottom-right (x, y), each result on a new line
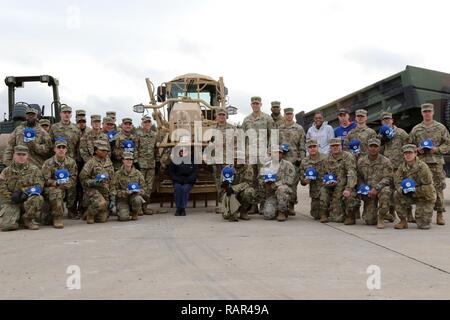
top-left (1, 180), bottom-right (450, 300)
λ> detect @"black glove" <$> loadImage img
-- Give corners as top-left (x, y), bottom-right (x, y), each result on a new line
top-left (226, 186), bottom-right (234, 197)
top-left (221, 181), bottom-right (229, 190)
top-left (11, 190), bottom-right (25, 204)
top-left (404, 191), bottom-right (415, 198)
top-left (134, 162), bottom-right (141, 170)
top-left (294, 160), bottom-right (301, 167)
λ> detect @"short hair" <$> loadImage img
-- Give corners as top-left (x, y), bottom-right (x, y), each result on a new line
top-left (314, 111), bottom-right (324, 117)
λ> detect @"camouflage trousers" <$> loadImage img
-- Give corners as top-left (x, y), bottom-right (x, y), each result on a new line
top-left (394, 191), bottom-right (436, 228)
top-left (117, 194), bottom-right (145, 221)
top-left (428, 163), bottom-right (446, 213)
top-left (39, 188), bottom-right (68, 225)
top-left (309, 185), bottom-right (321, 219)
top-left (360, 187), bottom-right (390, 225)
top-left (140, 168), bottom-right (156, 202)
top-left (319, 186), bottom-right (359, 223)
top-left (273, 185), bottom-right (294, 213)
top-left (214, 164), bottom-right (225, 203)
top-left (84, 188), bottom-right (110, 223)
top-left (0, 195), bottom-right (43, 230)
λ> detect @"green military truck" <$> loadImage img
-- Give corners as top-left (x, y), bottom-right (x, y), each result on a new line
top-left (296, 65), bottom-right (450, 176)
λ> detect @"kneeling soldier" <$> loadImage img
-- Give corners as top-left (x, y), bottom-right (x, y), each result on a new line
top-left (394, 144), bottom-right (436, 230)
top-left (41, 138), bottom-right (78, 229)
top-left (113, 152), bottom-right (146, 221)
top-left (0, 146), bottom-right (44, 231)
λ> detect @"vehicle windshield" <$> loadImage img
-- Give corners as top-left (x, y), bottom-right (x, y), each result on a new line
top-left (169, 81), bottom-right (213, 105)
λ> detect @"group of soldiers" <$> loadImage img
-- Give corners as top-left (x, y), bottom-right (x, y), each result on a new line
top-left (217, 98), bottom-right (449, 230)
top-left (0, 105), bottom-right (161, 231)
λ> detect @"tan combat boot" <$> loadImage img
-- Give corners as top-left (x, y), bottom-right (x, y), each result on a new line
top-left (436, 212), bottom-right (445, 225)
top-left (377, 216), bottom-right (385, 229)
top-left (384, 213), bottom-right (395, 222)
top-left (53, 216), bottom-right (64, 229)
top-left (239, 207), bottom-right (250, 221)
top-left (131, 212), bottom-right (139, 221)
top-left (86, 210), bottom-right (95, 224)
top-left (344, 210), bottom-right (356, 225)
top-left (277, 211), bottom-right (287, 222)
top-left (394, 217), bottom-right (408, 229)
top-left (320, 214), bottom-right (329, 223)
top-left (23, 218), bottom-right (39, 230)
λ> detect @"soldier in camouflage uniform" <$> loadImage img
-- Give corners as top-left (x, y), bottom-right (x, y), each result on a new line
top-left (80, 140), bottom-right (116, 224)
top-left (357, 138), bottom-right (393, 228)
top-left (41, 139), bottom-right (78, 229)
top-left (319, 138), bottom-right (358, 224)
top-left (279, 107), bottom-right (306, 215)
top-left (80, 115), bottom-right (110, 163)
top-left (0, 146), bottom-right (44, 231)
top-left (242, 96), bottom-right (274, 214)
top-left (299, 139), bottom-right (327, 220)
top-left (409, 103), bottom-right (450, 225)
top-left (378, 111), bottom-right (411, 222)
top-left (262, 146), bottom-right (297, 222)
top-left (345, 109), bottom-right (377, 156)
top-left (136, 115), bottom-right (159, 215)
top-left (106, 111), bottom-right (118, 131)
top-left (113, 152), bottom-right (146, 221)
top-left (75, 110), bottom-right (91, 218)
top-left (219, 151), bottom-right (255, 221)
top-left (270, 101), bottom-right (284, 129)
top-left (113, 118), bottom-right (139, 170)
top-left (4, 107), bottom-right (52, 169)
top-left (39, 118), bottom-right (51, 133)
top-left (49, 105), bottom-right (80, 218)
top-left (394, 144), bottom-right (437, 230)
top-left (210, 108), bottom-right (235, 213)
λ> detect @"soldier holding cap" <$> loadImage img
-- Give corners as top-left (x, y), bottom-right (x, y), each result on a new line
top-left (409, 103), bottom-right (450, 225)
top-left (242, 96), bottom-right (274, 214)
top-left (41, 138), bottom-right (78, 228)
top-left (345, 109), bottom-right (377, 156)
top-left (356, 138), bottom-right (393, 228)
top-left (394, 144), bottom-right (437, 230)
top-left (279, 107), bottom-right (306, 215)
top-left (80, 140), bottom-right (116, 224)
top-left (299, 139), bottom-right (328, 220)
top-left (3, 106), bottom-right (52, 168)
top-left (270, 101), bottom-right (284, 129)
top-left (112, 152), bottom-right (146, 221)
top-left (113, 118), bottom-right (139, 170)
top-left (0, 145), bottom-right (44, 231)
top-left (318, 138), bottom-right (358, 224)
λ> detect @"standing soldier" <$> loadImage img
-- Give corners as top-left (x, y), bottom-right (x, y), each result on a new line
top-left (210, 108), bottom-right (235, 213)
top-left (319, 138), bottom-right (358, 224)
top-left (106, 111), bottom-right (118, 130)
top-left (4, 107), bottom-right (52, 168)
top-left (270, 101), bottom-right (284, 128)
top-left (41, 139), bottom-right (78, 229)
top-left (262, 146), bottom-right (296, 222)
top-left (113, 118), bottom-right (139, 170)
top-left (0, 146), bottom-right (44, 231)
top-left (80, 115), bottom-right (110, 163)
top-left (279, 107), bottom-right (306, 215)
top-left (39, 118), bottom-right (51, 133)
top-left (345, 109), bottom-right (377, 156)
top-left (299, 139), bottom-right (327, 220)
top-left (242, 96), bottom-right (274, 214)
top-left (394, 144), bottom-right (437, 230)
top-left (49, 105), bottom-right (80, 218)
top-left (409, 103), bottom-right (450, 225)
top-left (136, 115), bottom-right (159, 215)
top-left (113, 152), bottom-right (146, 221)
top-left (80, 140), bottom-right (116, 224)
top-left (378, 111), bottom-right (410, 222)
top-left (219, 151), bottom-right (255, 221)
top-left (356, 138), bottom-right (393, 228)
top-left (75, 109), bottom-right (91, 218)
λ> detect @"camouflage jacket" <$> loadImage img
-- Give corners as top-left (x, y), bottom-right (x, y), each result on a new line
top-left (379, 125), bottom-right (409, 169)
top-left (409, 121), bottom-right (450, 165)
top-left (41, 155), bottom-right (78, 190)
top-left (209, 122), bottom-right (235, 165)
top-left (80, 156), bottom-right (116, 196)
top-left (136, 129), bottom-right (158, 169)
top-left (263, 159), bottom-right (296, 188)
top-left (324, 151), bottom-right (357, 189)
top-left (357, 154), bottom-right (393, 190)
top-left (79, 130), bottom-right (110, 163)
top-left (271, 114), bottom-right (285, 129)
top-left (223, 164), bottom-right (254, 193)
top-left (49, 122), bottom-right (81, 159)
top-left (278, 122), bottom-right (306, 163)
top-left (345, 125), bottom-right (377, 156)
top-left (0, 162), bottom-right (44, 203)
top-left (3, 123), bottom-right (52, 168)
top-left (299, 153), bottom-right (328, 197)
top-left (113, 131), bottom-right (139, 163)
top-left (242, 112), bottom-right (274, 150)
top-left (113, 166), bottom-right (146, 199)
top-left (394, 157), bottom-right (436, 202)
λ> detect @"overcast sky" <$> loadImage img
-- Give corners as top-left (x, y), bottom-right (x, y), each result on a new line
top-left (1, 0), bottom-right (449, 125)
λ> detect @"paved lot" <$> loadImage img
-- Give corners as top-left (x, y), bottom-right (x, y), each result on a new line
top-left (1, 180), bottom-right (449, 299)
